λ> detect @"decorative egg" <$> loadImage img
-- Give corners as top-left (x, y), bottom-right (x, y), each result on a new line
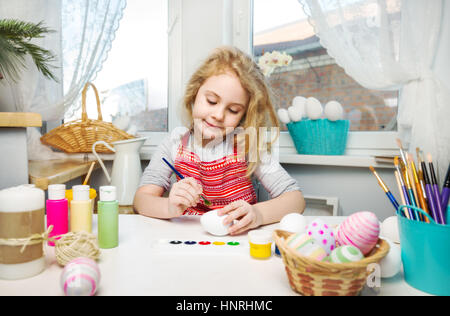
top-left (379, 238), bottom-right (402, 278)
top-left (286, 233), bottom-right (327, 261)
top-left (200, 210), bottom-right (231, 236)
top-left (380, 216), bottom-right (400, 244)
top-left (287, 106), bottom-right (303, 122)
top-left (292, 96), bottom-right (306, 115)
top-left (330, 245), bottom-right (364, 263)
top-left (60, 257), bottom-right (101, 296)
top-left (279, 213), bottom-right (307, 234)
top-left (277, 108), bottom-right (291, 124)
top-left (305, 97), bottom-right (323, 120)
top-left (337, 211), bottom-right (380, 255)
top-left (324, 101), bottom-right (344, 121)
top-left (306, 218), bottom-right (336, 255)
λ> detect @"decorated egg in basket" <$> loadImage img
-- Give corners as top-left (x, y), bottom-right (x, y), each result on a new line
top-left (336, 211), bottom-right (380, 255)
top-left (306, 218), bottom-right (336, 255)
top-left (286, 233), bottom-right (327, 261)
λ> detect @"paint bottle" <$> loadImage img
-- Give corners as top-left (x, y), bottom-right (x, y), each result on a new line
top-left (248, 230), bottom-right (272, 260)
top-left (98, 186), bottom-right (119, 249)
top-left (46, 184), bottom-right (69, 246)
top-left (70, 185), bottom-right (92, 233)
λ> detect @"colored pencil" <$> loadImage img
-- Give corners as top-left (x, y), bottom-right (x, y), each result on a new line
top-left (369, 166), bottom-right (400, 211)
top-left (428, 154), bottom-right (445, 224)
top-left (162, 158), bottom-right (211, 206)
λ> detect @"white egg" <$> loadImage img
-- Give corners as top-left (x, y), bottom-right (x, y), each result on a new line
top-left (380, 216), bottom-right (400, 244)
top-left (287, 106), bottom-right (303, 122)
top-left (292, 96), bottom-right (306, 112)
top-left (279, 213), bottom-right (307, 234)
top-left (200, 210), bottom-right (231, 236)
top-left (277, 108), bottom-right (291, 124)
top-left (305, 97), bottom-right (323, 120)
top-left (379, 238), bottom-right (402, 278)
top-left (324, 101), bottom-right (344, 121)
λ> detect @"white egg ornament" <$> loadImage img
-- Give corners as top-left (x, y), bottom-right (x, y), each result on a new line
top-left (200, 210), bottom-right (231, 236)
top-left (277, 108), bottom-right (291, 124)
top-left (305, 97), bottom-right (323, 120)
top-left (286, 233), bottom-right (327, 261)
top-left (330, 245), bottom-right (364, 263)
top-left (337, 211), bottom-right (380, 255)
top-left (380, 216), bottom-right (400, 244)
top-left (60, 257), bottom-right (101, 296)
top-left (280, 213), bottom-right (307, 234)
top-left (379, 238), bottom-right (402, 278)
top-left (292, 96), bottom-right (306, 115)
top-left (324, 101), bottom-right (344, 121)
top-left (306, 218), bottom-right (336, 255)
top-left (287, 106), bottom-right (303, 122)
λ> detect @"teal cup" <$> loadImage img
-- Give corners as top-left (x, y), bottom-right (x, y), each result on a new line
top-left (396, 205), bottom-right (450, 296)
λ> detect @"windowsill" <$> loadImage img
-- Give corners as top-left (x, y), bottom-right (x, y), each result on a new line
top-left (138, 146), bottom-right (393, 169)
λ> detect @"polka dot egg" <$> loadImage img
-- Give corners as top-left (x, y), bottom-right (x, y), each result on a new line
top-left (306, 218), bottom-right (336, 255)
top-left (286, 233), bottom-right (328, 261)
top-left (330, 245), bottom-right (364, 263)
top-left (60, 257), bottom-right (101, 296)
top-left (337, 211), bottom-right (380, 255)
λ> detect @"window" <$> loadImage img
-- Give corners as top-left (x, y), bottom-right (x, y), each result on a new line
top-left (65, 0), bottom-right (169, 133)
top-left (252, 0), bottom-right (399, 132)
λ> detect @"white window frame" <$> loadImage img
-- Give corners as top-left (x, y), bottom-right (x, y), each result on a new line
top-left (140, 0), bottom-right (399, 163)
top-left (139, 0), bottom-right (182, 150)
top-left (231, 0), bottom-right (399, 159)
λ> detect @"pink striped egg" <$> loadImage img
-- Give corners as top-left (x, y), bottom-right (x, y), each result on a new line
top-left (60, 257), bottom-right (101, 296)
top-left (336, 211), bottom-right (380, 255)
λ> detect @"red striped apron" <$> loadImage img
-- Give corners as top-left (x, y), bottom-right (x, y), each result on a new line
top-left (174, 132), bottom-right (257, 215)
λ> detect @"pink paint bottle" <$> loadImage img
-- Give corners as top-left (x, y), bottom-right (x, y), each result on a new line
top-left (46, 184), bottom-right (69, 246)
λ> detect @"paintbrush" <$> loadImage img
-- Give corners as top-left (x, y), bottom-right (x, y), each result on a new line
top-left (162, 158), bottom-right (211, 206)
top-left (394, 157), bottom-right (414, 220)
top-left (394, 170), bottom-right (408, 218)
top-left (408, 154), bottom-right (429, 223)
top-left (83, 161), bottom-right (96, 185)
top-left (421, 153), bottom-right (440, 223)
top-left (369, 166), bottom-right (399, 211)
top-left (427, 153), bottom-right (445, 224)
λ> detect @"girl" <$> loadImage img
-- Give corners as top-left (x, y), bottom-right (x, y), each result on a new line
top-left (134, 46), bottom-right (305, 235)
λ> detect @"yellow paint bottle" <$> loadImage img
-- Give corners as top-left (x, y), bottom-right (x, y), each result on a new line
top-left (248, 230), bottom-right (272, 260)
top-left (70, 185), bottom-right (92, 233)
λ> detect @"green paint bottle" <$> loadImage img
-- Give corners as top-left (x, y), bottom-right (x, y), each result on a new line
top-left (98, 186), bottom-right (119, 249)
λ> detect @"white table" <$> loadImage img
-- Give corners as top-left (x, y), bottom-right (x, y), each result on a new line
top-left (0, 215), bottom-right (429, 296)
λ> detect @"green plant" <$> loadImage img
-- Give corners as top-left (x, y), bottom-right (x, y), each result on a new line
top-left (0, 19), bottom-right (58, 82)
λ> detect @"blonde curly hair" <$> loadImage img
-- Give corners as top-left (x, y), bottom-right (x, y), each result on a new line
top-left (180, 46), bottom-right (279, 177)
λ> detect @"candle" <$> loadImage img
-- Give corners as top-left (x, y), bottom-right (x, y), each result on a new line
top-left (0, 185), bottom-right (46, 280)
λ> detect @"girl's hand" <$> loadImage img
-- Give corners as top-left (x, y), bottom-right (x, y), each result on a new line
top-left (217, 200), bottom-right (262, 235)
top-left (168, 177), bottom-right (202, 217)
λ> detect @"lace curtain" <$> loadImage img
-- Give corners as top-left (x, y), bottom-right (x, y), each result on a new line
top-left (299, 0), bottom-right (450, 180)
top-left (0, 0), bottom-right (127, 121)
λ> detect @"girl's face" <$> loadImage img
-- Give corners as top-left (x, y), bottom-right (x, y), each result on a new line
top-left (192, 72), bottom-right (248, 146)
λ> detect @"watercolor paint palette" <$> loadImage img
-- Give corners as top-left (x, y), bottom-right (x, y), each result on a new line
top-left (150, 239), bottom-right (249, 255)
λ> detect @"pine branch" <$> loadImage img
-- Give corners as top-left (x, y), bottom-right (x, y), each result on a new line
top-left (0, 19), bottom-right (58, 82)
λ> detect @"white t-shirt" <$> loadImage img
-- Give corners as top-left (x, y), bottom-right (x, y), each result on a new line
top-left (140, 127), bottom-right (301, 199)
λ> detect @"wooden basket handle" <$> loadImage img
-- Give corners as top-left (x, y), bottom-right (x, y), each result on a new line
top-left (81, 82), bottom-right (103, 121)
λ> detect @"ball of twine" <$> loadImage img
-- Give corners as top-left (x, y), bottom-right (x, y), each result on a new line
top-left (55, 231), bottom-right (101, 266)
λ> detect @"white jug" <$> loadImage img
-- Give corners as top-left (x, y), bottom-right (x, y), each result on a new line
top-left (92, 137), bottom-right (147, 205)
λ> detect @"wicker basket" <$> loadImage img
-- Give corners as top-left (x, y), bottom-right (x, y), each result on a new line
top-left (273, 229), bottom-right (390, 296)
top-left (41, 82), bottom-right (135, 153)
